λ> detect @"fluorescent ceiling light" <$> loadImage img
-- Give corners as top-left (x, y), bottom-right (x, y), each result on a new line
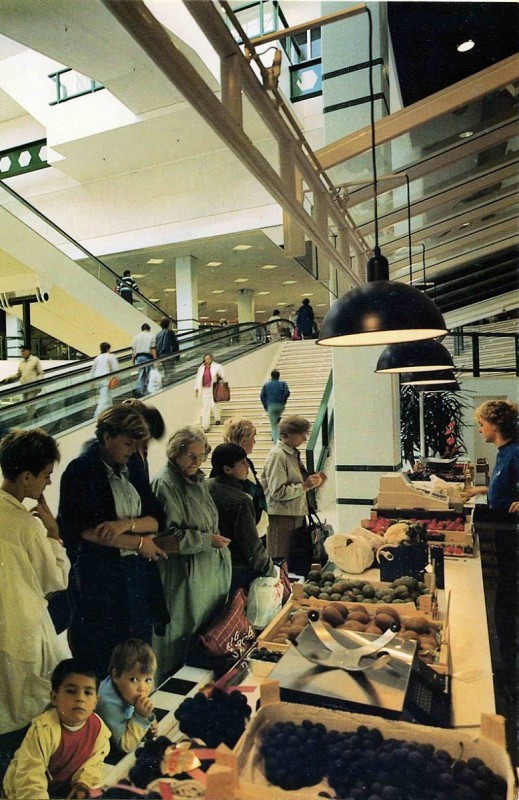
top-left (199, 316), bottom-right (209, 320)
top-left (149, 298), bottom-right (160, 302)
top-left (457, 39), bottom-right (475, 52)
top-left (233, 244), bottom-right (252, 251)
top-left (283, 280), bottom-right (297, 285)
top-left (459, 130), bottom-right (473, 139)
top-left (147, 259), bottom-right (164, 264)
top-left (301, 292), bottom-right (314, 296)
top-left (211, 289), bottom-right (225, 294)
top-left (277, 302), bottom-right (288, 306)
top-left (164, 288), bottom-right (176, 292)
top-left (215, 309), bottom-right (228, 312)
top-left (261, 264), bottom-right (277, 270)
top-left (131, 273), bottom-right (145, 278)
top-left (206, 261), bottom-right (222, 267)
top-left (256, 310), bottom-right (266, 314)
top-left (316, 303), bottom-right (327, 307)
top-left (257, 291), bottom-right (271, 295)
top-left (461, 222), bottom-right (471, 228)
top-left (234, 278), bottom-right (249, 283)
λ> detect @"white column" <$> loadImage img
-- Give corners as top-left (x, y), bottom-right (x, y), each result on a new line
top-left (5, 314), bottom-right (23, 357)
top-left (332, 346), bottom-right (401, 530)
top-left (175, 255), bottom-right (198, 333)
top-left (236, 288), bottom-right (255, 323)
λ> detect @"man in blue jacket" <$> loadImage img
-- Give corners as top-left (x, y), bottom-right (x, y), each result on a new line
top-left (260, 370), bottom-right (291, 442)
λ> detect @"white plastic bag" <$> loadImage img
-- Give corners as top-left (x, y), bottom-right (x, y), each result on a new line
top-left (324, 532), bottom-right (375, 574)
top-left (247, 567), bottom-right (283, 630)
top-left (147, 366), bottom-right (163, 393)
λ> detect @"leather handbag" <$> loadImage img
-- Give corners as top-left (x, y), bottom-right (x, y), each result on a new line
top-left (213, 377), bottom-right (230, 402)
top-left (198, 588), bottom-right (255, 658)
top-left (108, 376), bottom-right (120, 390)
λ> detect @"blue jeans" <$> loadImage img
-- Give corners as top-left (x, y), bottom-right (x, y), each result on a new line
top-left (267, 402), bottom-right (285, 442)
top-left (135, 354), bottom-right (153, 396)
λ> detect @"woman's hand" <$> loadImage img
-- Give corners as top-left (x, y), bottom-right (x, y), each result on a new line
top-left (211, 533), bottom-right (231, 549)
top-left (303, 473), bottom-right (324, 491)
top-left (138, 535), bottom-right (168, 561)
top-left (32, 494), bottom-right (61, 542)
top-left (461, 486), bottom-right (487, 501)
top-left (509, 501), bottom-right (519, 513)
top-left (93, 519), bottom-right (129, 544)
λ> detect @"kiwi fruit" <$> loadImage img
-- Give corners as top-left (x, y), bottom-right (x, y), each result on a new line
top-left (399, 630), bottom-right (420, 641)
top-left (365, 625), bottom-right (383, 635)
top-left (376, 605), bottom-right (400, 621)
top-left (374, 613), bottom-right (396, 632)
top-left (327, 601), bottom-right (349, 619)
top-left (347, 611), bottom-right (370, 625)
top-left (401, 616), bottom-right (430, 634)
top-left (342, 620), bottom-right (367, 631)
top-left (321, 607), bottom-right (344, 627)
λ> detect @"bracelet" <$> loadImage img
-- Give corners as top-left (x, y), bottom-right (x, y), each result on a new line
top-left (129, 519), bottom-right (136, 533)
top-left (136, 536), bottom-right (143, 552)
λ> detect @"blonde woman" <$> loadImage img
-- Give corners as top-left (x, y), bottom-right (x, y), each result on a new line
top-left (223, 417), bottom-right (268, 540)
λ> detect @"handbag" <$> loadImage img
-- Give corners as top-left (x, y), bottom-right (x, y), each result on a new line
top-left (288, 512), bottom-right (334, 576)
top-left (246, 567), bottom-right (284, 630)
top-left (107, 376), bottom-right (120, 390)
top-left (213, 376), bottom-right (230, 403)
top-left (198, 588), bottom-right (255, 658)
top-left (291, 326), bottom-right (301, 341)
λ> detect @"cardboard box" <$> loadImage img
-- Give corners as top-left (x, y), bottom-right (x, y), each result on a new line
top-left (230, 691), bottom-right (516, 800)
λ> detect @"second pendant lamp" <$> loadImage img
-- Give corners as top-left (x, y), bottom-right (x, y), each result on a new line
top-left (376, 340), bottom-right (454, 373)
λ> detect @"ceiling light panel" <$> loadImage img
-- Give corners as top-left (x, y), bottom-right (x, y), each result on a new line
top-left (233, 244), bottom-right (252, 251)
top-left (147, 259), bottom-right (164, 264)
top-left (206, 261), bottom-right (222, 267)
top-left (234, 278), bottom-right (249, 283)
top-left (211, 289), bottom-right (225, 294)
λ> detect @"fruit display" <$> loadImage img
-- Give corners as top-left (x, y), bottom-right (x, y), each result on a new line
top-left (364, 516), bottom-right (466, 534)
top-left (259, 720), bottom-right (507, 798)
top-left (303, 571), bottom-right (430, 606)
top-left (363, 514), bottom-right (474, 557)
top-left (263, 601), bottom-right (441, 666)
top-left (174, 687), bottom-right (251, 748)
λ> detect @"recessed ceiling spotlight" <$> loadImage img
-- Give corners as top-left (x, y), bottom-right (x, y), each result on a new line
top-left (257, 291), bottom-right (271, 295)
top-left (206, 261), bottom-right (222, 267)
top-left (234, 278), bottom-right (249, 283)
top-left (233, 244), bottom-right (252, 251)
top-left (457, 39), bottom-right (475, 53)
top-left (211, 289), bottom-right (225, 294)
top-left (147, 259), bottom-right (164, 264)
top-left (164, 288), bottom-right (176, 292)
top-left (261, 264), bottom-right (277, 270)
top-left (131, 273), bottom-right (145, 278)
top-left (459, 130), bottom-right (473, 139)
top-left (283, 280), bottom-right (297, 285)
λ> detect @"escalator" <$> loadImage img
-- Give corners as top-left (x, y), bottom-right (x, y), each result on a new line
top-left (0, 320), bottom-right (292, 436)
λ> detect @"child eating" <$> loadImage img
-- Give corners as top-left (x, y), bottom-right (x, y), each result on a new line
top-left (96, 639), bottom-right (158, 753)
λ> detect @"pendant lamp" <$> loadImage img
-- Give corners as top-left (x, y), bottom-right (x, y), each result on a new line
top-left (401, 369), bottom-right (458, 386)
top-left (317, 12), bottom-right (447, 348)
top-left (418, 381), bottom-right (461, 393)
top-left (376, 340), bottom-right (454, 373)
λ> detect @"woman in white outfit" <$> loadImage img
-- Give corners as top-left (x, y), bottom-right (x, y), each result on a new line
top-left (194, 353), bottom-right (226, 432)
top-left (89, 342), bottom-right (119, 418)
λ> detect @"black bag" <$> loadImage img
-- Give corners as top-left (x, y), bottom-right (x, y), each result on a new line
top-left (288, 512), bottom-right (333, 576)
top-left (377, 543), bottom-right (429, 582)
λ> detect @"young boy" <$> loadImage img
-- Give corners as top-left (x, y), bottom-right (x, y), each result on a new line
top-left (3, 659), bottom-right (110, 800)
top-left (96, 640), bottom-right (158, 753)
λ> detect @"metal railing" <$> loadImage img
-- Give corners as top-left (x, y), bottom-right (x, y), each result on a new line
top-left (305, 371), bottom-right (333, 507)
top-left (48, 68), bottom-right (105, 105)
top-left (444, 329), bottom-right (519, 377)
top-left (0, 320), bottom-right (292, 435)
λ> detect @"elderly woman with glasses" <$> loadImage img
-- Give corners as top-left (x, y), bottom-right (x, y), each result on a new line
top-left (152, 426), bottom-right (231, 678)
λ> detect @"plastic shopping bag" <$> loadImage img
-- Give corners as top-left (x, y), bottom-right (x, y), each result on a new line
top-left (246, 567), bottom-right (283, 630)
top-left (147, 366), bottom-right (163, 393)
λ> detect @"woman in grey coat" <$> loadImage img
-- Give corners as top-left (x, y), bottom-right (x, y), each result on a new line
top-left (261, 416), bottom-right (325, 562)
top-left (152, 426), bottom-right (231, 679)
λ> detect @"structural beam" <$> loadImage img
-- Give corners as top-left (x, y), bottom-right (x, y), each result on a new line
top-left (248, 4), bottom-right (366, 46)
top-left (317, 54), bottom-right (519, 169)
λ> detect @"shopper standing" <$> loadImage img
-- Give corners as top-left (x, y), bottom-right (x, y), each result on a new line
top-left (0, 345), bottom-right (44, 420)
top-left (131, 324), bottom-right (157, 397)
top-left (194, 353), bottom-right (227, 432)
top-left (89, 342), bottom-right (119, 418)
top-left (116, 270), bottom-right (139, 304)
top-left (260, 370), bottom-right (290, 442)
top-left (267, 309), bottom-right (282, 342)
top-left (463, 399), bottom-right (518, 695)
top-left (295, 298), bottom-right (315, 339)
top-left (155, 317), bottom-right (179, 385)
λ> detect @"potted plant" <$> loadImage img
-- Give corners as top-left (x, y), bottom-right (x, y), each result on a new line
top-left (400, 384), bottom-right (469, 468)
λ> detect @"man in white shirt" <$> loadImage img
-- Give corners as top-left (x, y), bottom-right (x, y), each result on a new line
top-left (1, 345), bottom-right (44, 419)
top-left (89, 342), bottom-right (119, 418)
top-left (131, 324), bottom-right (157, 397)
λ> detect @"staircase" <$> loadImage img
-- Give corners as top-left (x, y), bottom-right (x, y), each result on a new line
top-left (444, 320), bottom-right (519, 378)
top-left (204, 340), bottom-right (332, 472)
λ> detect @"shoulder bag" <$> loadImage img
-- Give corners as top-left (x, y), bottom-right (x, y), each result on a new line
top-left (198, 588), bottom-right (255, 658)
top-left (107, 356), bottom-right (120, 390)
top-left (213, 376), bottom-right (230, 402)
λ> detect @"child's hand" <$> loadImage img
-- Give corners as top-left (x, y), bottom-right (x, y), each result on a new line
top-left (68, 783), bottom-right (88, 799)
top-left (135, 694), bottom-right (154, 719)
top-left (149, 719), bottom-right (159, 738)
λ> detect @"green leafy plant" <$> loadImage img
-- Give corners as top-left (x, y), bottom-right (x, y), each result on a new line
top-left (400, 385), bottom-right (470, 467)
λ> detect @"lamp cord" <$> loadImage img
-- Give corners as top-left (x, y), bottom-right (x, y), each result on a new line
top-left (406, 174), bottom-right (412, 283)
top-left (366, 8), bottom-right (379, 254)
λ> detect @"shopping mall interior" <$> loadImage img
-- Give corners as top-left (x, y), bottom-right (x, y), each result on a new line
top-left (0, 1), bottom-right (518, 796)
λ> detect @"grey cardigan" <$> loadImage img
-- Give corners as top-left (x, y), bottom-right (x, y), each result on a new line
top-left (260, 441), bottom-right (309, 517)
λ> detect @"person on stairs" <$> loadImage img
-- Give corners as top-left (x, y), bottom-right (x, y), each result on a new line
top-left (194, 353), bottom-right (226, 432)
top-left (260, 370), bottom-right (290, 442)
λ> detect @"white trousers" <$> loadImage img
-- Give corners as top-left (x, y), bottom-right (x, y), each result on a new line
top-left (201, 386), bottom-right (221, 429)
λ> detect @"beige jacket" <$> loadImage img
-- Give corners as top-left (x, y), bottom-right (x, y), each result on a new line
top-left (3, 708), bottom-right (110, 800)
top-left (261, 441), bottom-right (309, 517)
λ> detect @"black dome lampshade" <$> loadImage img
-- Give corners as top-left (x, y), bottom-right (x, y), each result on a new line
top-left (418, 380), bottom-right (461, 393)
top-left (316, 278), bottom-right (447, 347)
top-left (400, 368), bottom-right (457, 386)
top-left (376, 340), bottom-right (454, 373)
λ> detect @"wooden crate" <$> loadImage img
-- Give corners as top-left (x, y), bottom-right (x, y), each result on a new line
top-left (229, 690), bottom-right (516, 800)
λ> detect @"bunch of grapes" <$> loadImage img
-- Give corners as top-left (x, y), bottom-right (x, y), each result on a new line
top-left (174, 688), bottom-right (251, 748)
top-left (249, 647), bottom-right (284, 663)
top-left (259, 722), bottom-right (507, 800)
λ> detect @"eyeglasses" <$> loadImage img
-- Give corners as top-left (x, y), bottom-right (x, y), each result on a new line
top-left (185, 451), bottom-right (207, 463)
